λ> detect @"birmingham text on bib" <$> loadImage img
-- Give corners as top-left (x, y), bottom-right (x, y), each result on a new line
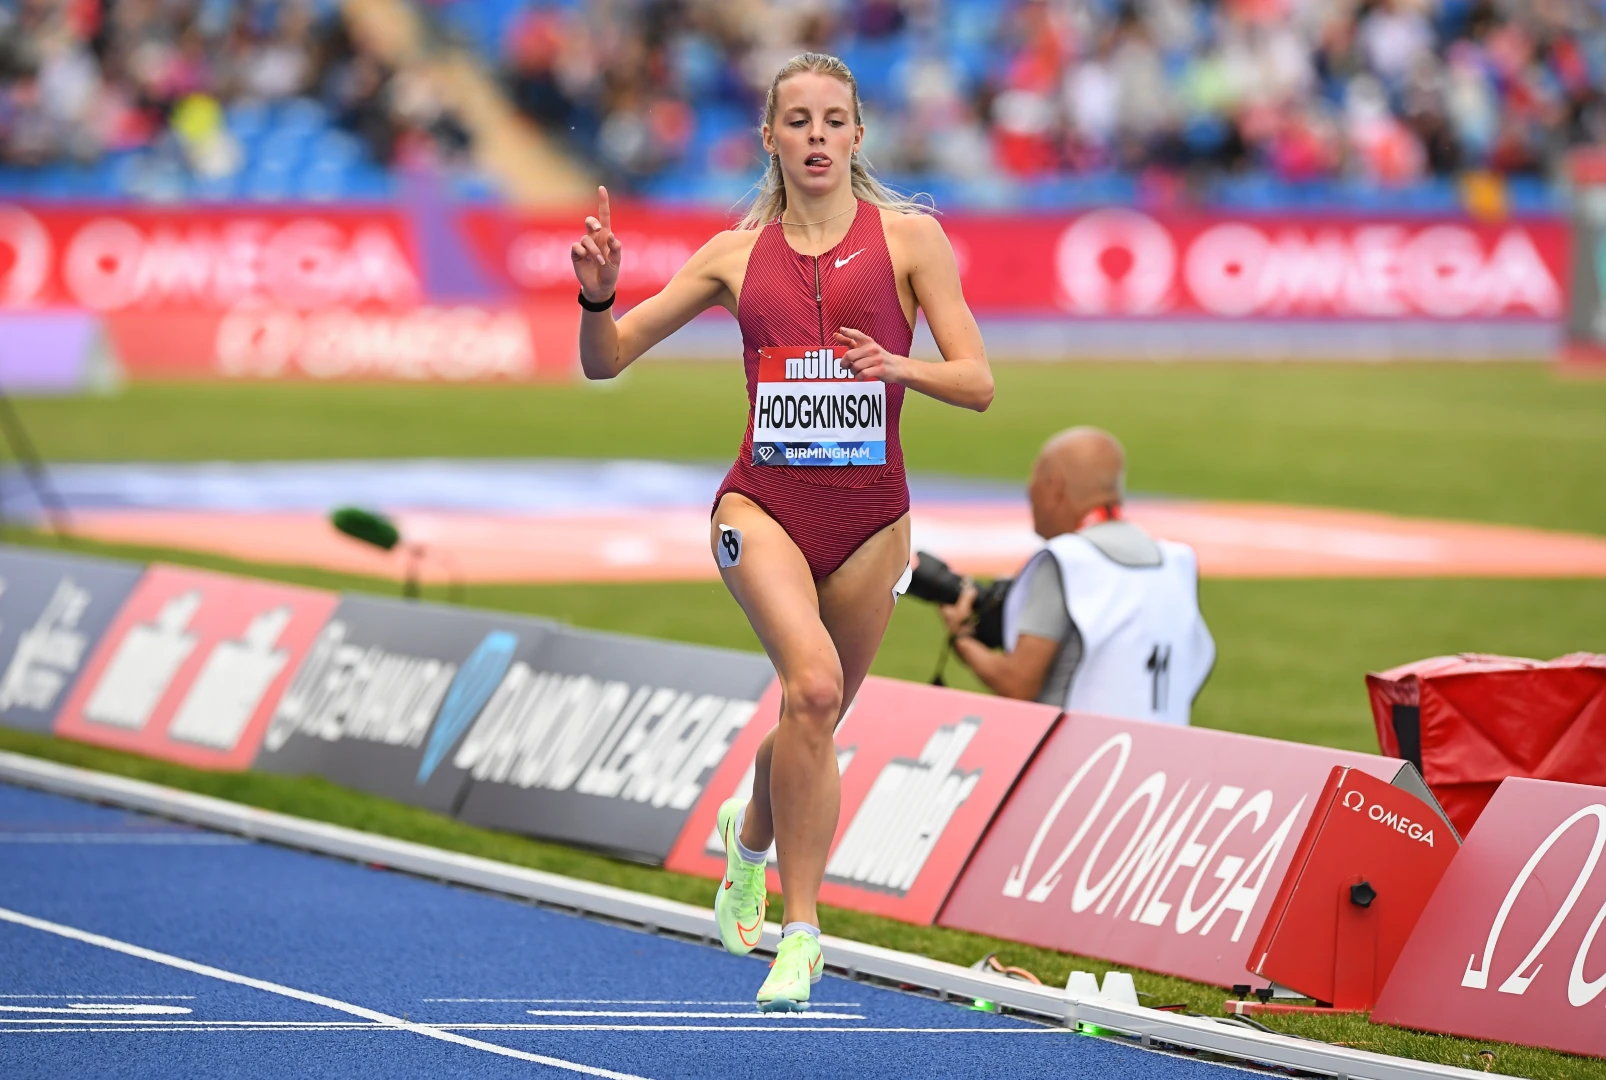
top-left (752, 347), bottom-right (886, 467)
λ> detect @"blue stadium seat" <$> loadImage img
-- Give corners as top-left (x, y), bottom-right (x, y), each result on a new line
top-left (339, 162), bottom-right (398, 201)
top-left (254, 127), bottom-right (310, 172)
top-left (274, 97), bottom-right (330, 136)
top-left (226, 100), bottom-right (270, 141)
top-left (311, 129), bottom-right (365, 168)
top-left (243, 159), bottom-right (297, 202)
top-left (191, 170), bottom-right (243, 202)
top-left (298, 159), bottom-right (353, 202)
top-left (837, 39), bottom-right (909, 107)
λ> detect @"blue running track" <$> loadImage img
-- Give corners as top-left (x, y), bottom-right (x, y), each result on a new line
top-left (0, 781), bottom-right (1245, 1079)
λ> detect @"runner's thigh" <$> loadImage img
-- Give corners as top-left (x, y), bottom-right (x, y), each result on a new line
top-left (816, 512), bottom-right (911, 713)
top-left (711, 493), bottom-right (839, 685)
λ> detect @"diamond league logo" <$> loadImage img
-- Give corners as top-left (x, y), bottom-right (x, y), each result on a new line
top-left (416, 630), bottom-right (518, 784)
top-left (757, 445), bottom-right (774, 462)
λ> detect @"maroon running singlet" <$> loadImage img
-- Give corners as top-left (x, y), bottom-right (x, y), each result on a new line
top-left (713, 200), bottom-right (913, 580)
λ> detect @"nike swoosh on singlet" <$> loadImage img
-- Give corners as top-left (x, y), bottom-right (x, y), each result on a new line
top-left (835, 248), bottom-right (865, 269)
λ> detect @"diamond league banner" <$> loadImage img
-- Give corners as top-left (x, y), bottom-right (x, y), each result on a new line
top-left (254, 594), bottom-right (559, 814)
top-left (665, 677), bottom-right (1061, 924)
top-left (53, 564), bottom-right (338, 770)
top-left (937, 712), bottom-right (1423, 988)
top-left (0, 546), bottom-right (144, 733)
top-left (453, 627), bottom-right (776, 863)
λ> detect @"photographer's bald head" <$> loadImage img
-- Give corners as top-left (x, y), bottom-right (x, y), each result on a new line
top-left (1028, 427), bottom-right (1126, 540)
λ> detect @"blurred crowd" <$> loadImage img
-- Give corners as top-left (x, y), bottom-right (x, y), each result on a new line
top-left (0, 0), bottom-right (470, 182)
top-left (4, 0), bottom-right (1601, 203)
top-left (497, 0), bottom-right (1606, 195)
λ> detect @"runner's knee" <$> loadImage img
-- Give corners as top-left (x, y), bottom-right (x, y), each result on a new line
top-left (782, 665), bottom-right (843, 732)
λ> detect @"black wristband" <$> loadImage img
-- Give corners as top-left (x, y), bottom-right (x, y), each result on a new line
top-left (578, 289), bottom-right (616, 312)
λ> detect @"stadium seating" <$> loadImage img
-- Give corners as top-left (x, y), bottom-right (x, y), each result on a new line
top-left (0, 0), bottom-right (1594, 211)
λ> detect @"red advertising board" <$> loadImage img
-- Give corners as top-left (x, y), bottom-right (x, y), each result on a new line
top-left (102, 301), bottom-right (579, 381)
top-left (0, 204), bottom-right (421, 312)
top-left (0, 203), bottom-right (581, 380)
top-left (1249, 766), bottom-right (1459, 1009)
top-left (1372, 778), bottom-right (1606, 1058)
top-left (664, 676), bottom-right (1060, 925)
top-left (53, 564), bottom-right (338, 770)
top-left (457, 204), bottom-right (732, 306)
top-left (459, 205), bottom-right (1567, 322)
top-left (938, 712), bottom-right (1412, 988)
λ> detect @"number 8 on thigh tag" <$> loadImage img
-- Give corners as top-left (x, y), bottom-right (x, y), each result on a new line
top-left (717, 523), bottom-right (742, 569)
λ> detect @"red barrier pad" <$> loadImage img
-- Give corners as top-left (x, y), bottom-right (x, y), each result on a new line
top-left (54, 564), bottom-right (337, 770)
top-left (1372, 778), bottom-right (1606, 1059)
top-left (1368, 654), bottom-right (1606, 836)
top-left (1249, 766), bottom-right (1459, 1009)
top-left (938, 713), bottom-right (1414, 988)
top-left (664, 677), bottom-right (1060, 925)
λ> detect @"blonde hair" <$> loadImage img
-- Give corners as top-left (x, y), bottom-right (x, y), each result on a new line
top-left (736, 52), bottom-right (931, 231)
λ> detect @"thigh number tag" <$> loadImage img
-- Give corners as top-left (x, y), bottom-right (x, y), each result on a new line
top-left (717, 523), bottom-right (742, 569)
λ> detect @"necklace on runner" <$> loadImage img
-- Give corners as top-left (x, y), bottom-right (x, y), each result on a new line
top-left (780, 205), bottom-right (854, 227)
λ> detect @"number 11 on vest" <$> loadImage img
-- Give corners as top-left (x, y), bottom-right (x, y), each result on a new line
top-left (752, 347), bottom-right (886, 467)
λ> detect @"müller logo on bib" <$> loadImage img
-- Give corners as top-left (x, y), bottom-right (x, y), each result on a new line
top-left (752, 346), bottom-right (886, 467)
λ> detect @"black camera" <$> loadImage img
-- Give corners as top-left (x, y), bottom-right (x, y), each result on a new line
top-left (906, 551), bottom-right (1011, 650)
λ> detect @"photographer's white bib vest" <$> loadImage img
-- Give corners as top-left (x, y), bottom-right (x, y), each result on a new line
top-left (1002, 532), bottom-right (1214, 725)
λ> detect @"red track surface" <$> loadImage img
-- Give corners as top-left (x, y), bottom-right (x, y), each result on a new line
top-left (62, 500), bottom-right (1606, 584)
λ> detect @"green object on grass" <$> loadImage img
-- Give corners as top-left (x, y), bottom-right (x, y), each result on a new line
top-left (331, 507), bottom-right (401, 551)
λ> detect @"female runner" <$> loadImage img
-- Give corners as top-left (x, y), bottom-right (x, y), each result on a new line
top-left (571, 52), bottom-right (992, 1012)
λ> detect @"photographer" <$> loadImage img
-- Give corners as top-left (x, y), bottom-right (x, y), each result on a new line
top-left (929, 427), bottom-right (1214, 725)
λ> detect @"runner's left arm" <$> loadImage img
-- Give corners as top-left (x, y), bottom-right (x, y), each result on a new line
top-left (835, 214), bottom-right (993, 411)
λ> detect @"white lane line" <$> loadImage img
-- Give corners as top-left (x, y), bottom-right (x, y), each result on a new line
top-left (450, 1025), bottom-right (1072, 1034)
top-left (0, 1004), bottom-right (191, 1015)
top-left (0, 1019), bottom-right (363, 1027)
top-left (0, 994), bottom-right (196, 1000)
top-left (0, 1026), bottom-right (404, 1035)
top-left (0, 905), bottom-right (649, 1080)
top-left (525, 1010), bottom-right (863, 1020)
top-left (425, 999), bottom-right (861, 1006)
top-left (1, 1023), bottom-right (1072, 1035)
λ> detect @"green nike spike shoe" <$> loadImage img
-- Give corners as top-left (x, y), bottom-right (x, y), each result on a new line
top-left (756, 932), bottom-right (823, 1012)
top-left (713, 798), bottom-right (768, 956)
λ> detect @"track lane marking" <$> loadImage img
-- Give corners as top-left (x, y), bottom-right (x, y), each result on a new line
top-left (425, 999), bottom-right (862, 1006)
top-left (524, 1010), bottom-right (864, 1020)
top-left (0, 1004), bottom-right (191, 1015)
top-left (0, 905), bottom-right (650, 1079)
top-left (1, 1022), bottom-right (1073, 1034)
top-left (0, 994), bottom-right (195, 999)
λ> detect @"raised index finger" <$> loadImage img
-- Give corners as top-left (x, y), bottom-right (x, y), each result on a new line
top-left (597, 186), bottom-right (612, 230)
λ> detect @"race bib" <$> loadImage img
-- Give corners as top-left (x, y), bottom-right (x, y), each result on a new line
top-left (752, 347), bottom-right (886, 467)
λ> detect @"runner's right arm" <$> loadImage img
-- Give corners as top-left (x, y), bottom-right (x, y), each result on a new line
top-left (573, 188), bottom-right (745, 380)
